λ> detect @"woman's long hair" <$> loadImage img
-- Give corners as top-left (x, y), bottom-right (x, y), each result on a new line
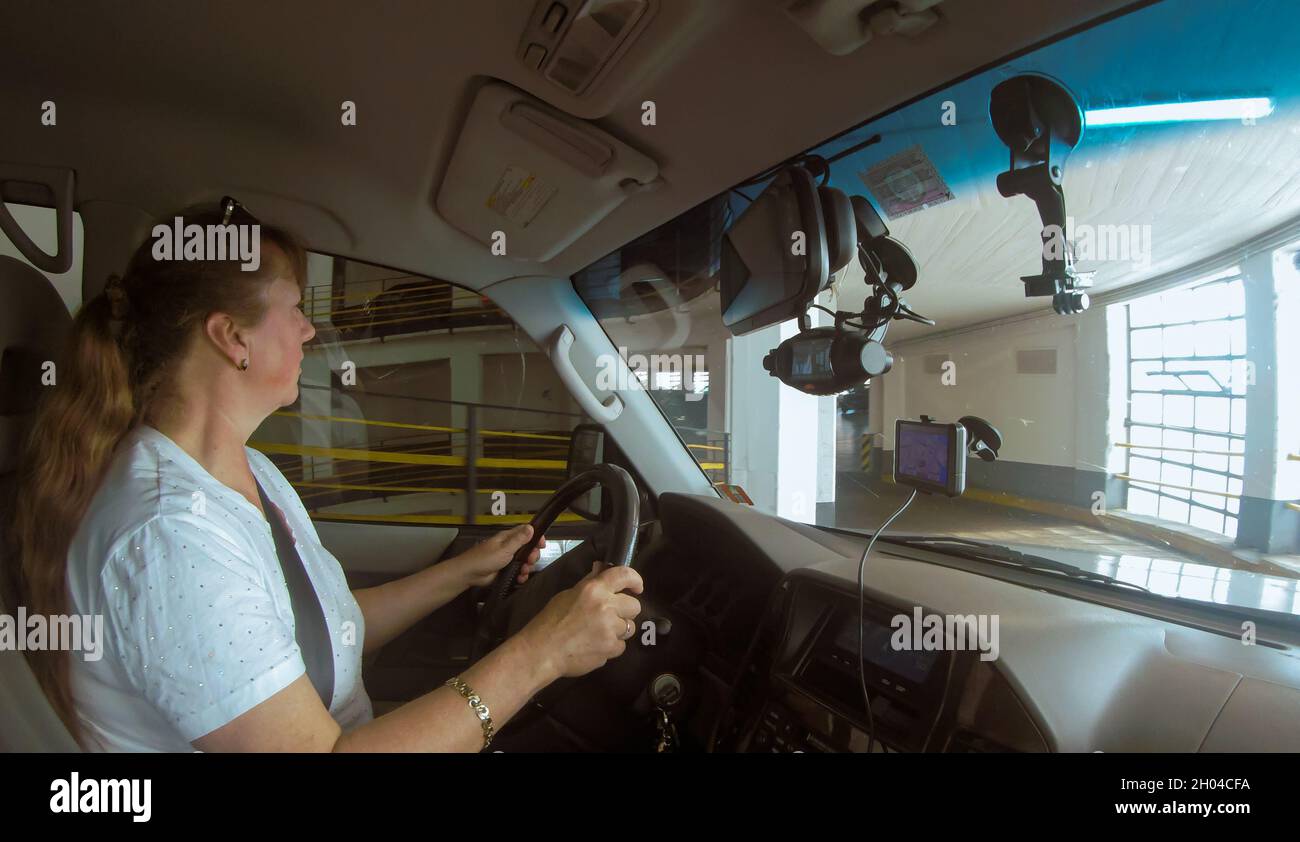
top-left (4, 205), bottom-right (307, 747)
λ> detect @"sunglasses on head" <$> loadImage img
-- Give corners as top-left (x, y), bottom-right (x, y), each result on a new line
top-left (219, 196), bottom-right (259, 226)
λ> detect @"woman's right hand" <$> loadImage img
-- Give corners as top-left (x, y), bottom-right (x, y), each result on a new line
top-left (521, 561), bottom-right (644, 680)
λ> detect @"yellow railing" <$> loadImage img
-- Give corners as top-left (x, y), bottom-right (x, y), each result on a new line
top-left (257, 409), bottom-right (729, 525)
top-left (252, 440), bottom-right (568, 471)
top-left (310, 511), bottom-right (585, 525)
top-left (271, 410), bottom-right (571, 441)
top-left (1115, 474), bottom-right (1240, 498)
top-left (1116, 442), bottom-right (1243, 458)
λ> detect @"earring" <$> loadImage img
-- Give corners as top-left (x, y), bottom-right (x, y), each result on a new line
top-left (238, 358), bottom-right (249, 371)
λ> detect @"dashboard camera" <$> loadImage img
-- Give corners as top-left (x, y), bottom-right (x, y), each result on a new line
top-left (720, 158), bottom-right (936, 396)
top-left (761, 327), bottom-right (892, 395)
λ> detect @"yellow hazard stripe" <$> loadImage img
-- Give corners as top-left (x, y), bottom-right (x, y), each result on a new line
top-left (1118, 442), bottom-right (1244, 458)
top-left (271, 411), bottom-right (571, 441)
top-left (251, 441), bottom-right (567, 470)
top-left (1115, 474), bottom-right (1240, 499)
top-left (290, 480), bottom-right (556, 495)
top-left (309, 511), bottom-right (585, 525)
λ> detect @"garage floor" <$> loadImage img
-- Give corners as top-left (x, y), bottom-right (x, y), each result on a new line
top-left (819, 470), bottom-right (1182, 557)
top-left (816, 415), bottom-right (1300, 614)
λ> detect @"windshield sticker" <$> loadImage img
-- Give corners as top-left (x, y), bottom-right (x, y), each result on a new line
top-left (857, 144), bottom-right (954, 219)
top-left (486, 165), bottom-right (557, 229)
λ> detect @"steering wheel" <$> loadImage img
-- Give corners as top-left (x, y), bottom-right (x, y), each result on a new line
top-left (470, 463), bottom-right (640, 662)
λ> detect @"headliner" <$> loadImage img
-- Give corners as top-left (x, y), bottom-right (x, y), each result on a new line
top-left (0, 0), bottom-right (1140, 294)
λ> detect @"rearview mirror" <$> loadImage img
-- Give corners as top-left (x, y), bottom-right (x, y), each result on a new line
top-left (566, 424), bottom-right (605, 520)
top-left (720, 165), bottom-right (830, 336)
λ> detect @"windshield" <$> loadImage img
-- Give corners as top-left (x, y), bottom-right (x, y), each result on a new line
top-left (573, 0), bottom-right (1300, 617)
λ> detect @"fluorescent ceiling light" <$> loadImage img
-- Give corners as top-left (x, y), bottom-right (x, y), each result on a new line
top-left (1085, 97), bottom-right (1274, 127)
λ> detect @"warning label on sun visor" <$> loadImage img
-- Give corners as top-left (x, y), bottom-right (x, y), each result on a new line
top-left (857, 145), bottom-right (954, 219)
top-left (486, 165), bottom-right (558, 229)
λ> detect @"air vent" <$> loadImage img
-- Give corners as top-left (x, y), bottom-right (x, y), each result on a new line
top-left (518, 0), bottom-right (655, 96)
top-left (1016, 348), bottom-right (1057, 375)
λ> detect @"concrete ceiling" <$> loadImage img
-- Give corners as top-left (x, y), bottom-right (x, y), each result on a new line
top-left (845, 109), bottom-right (1300, 342)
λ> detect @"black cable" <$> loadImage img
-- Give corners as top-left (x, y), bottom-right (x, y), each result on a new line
top-left (825, 132), bottom-right (883, 166)
top-left (921, 648), bottom-right (959, 752)
top-left (734, 162), bottom-right (789, 190)
top-left (857, 488), bottom-right (918, 754)
top-left (734, 132), bottom-right (882, 191)
top-left (806, 304), bottom-right (881, 333)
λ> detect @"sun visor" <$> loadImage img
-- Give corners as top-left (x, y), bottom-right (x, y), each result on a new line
top-left (436, 82), bottom-right (662, 263)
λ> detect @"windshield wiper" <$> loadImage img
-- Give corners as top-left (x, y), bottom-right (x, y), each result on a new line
top-left (878, 535), bottom-right (1153, 594)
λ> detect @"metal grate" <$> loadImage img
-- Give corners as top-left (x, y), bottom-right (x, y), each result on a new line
top-left (1121, 269), bottom-right (1247, 538)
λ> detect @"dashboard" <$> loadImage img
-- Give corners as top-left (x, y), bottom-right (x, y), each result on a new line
top-left (718, 576), bottom-right (1046, 753)
top-left (656, 492), bottom-right (1300, 753)
top-left (498, 491), bottom-right (1300, 752)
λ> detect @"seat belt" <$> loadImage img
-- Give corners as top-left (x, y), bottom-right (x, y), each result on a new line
top-left (255, 479), bottom-right (334, 710)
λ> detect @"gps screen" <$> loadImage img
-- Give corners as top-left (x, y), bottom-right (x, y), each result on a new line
top-left (896, 423), bottom-right (951, 486)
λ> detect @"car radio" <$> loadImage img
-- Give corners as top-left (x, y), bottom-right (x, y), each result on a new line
top-left (739, 591), bottom-right (969, 753)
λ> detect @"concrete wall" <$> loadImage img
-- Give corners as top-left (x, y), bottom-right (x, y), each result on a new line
top-left (1237, 248), bottom-right (1300, 552)
top-left (872, 305), bottom-right (1122, 511)
top-left (480, 351), bottom-right (581, 430)
top-left (868, 244), bottom-right (1300, 553)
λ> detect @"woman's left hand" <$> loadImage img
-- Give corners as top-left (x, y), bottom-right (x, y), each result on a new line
top-left (450, 523), bottom-right (546, 589)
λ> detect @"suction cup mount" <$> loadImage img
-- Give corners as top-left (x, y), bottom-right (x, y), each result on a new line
top-left (990, 73), bottom-right (1093, 315)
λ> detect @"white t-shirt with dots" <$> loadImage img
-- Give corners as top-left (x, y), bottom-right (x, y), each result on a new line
top-left (66, 424), bottom-right (373, 751)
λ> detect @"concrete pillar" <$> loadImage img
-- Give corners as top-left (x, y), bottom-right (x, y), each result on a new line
top-left (299, 252), bottom-right (338, 482)
top-left (1238, 247), bottom-right (1300, 551)
top-left (726, 323), bottom-right (781, 511)
top-left (450, 353), bottom-right (484, 419)
top-left (725, 315), bottom-right (828, 524)
top-left (299, 354), bottom-right (334, 482)
top-left (817, 384), bottom-right (836, 504)
top-left (705, 336), bottom-right (727, 435)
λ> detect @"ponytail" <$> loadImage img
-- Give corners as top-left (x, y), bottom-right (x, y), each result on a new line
top-left (7, 285), bottom-right (136, 747)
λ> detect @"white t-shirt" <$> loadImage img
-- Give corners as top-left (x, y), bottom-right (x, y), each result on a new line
top-left (66, 424), bottom-right (373, 751)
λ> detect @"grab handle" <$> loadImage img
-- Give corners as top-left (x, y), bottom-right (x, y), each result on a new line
top-left (548, 325), bottom-right (623, 424)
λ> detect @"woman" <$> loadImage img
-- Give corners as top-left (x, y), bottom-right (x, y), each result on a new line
top-left (5, 201), bottom-right (642, 752)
